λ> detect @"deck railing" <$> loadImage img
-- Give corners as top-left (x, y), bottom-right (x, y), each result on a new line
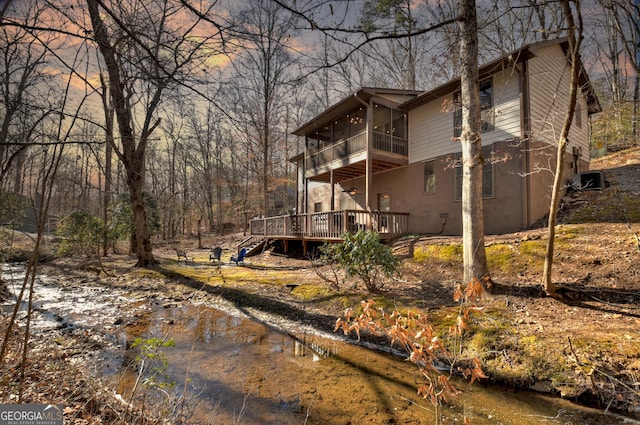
top-left (305, 131), bottom-right (407, 170)
top-left (373, 132), bottom-right (408, 156)
top-left (249, 210), bottom-right (409, 241)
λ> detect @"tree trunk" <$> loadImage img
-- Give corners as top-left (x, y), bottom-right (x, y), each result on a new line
top-left (458, 0), bottom-right (491, 286)
top-left (126, 152), bottom-right (154, 265)
top-left (542, 0), bottom-right (582, 295)
top-left (633, 68), bottom-right (639, 144)
top-left (100, 74), bottom-right (113, 258)
top-left (87, 0), bottom-right (156, 267)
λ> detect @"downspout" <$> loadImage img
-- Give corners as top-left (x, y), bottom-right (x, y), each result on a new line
top-left (330, 170), bottom-right (335, 211)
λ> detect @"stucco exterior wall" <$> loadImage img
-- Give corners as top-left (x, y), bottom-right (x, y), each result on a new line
top-left (395, 141), bottom-right (527, 235)
top-left (306, 141), bottom-right (529, 235)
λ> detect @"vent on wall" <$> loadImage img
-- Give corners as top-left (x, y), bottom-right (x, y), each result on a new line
top-left (571, 170), bottom-right (604, 191)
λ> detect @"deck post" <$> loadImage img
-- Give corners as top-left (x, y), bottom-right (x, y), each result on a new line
top-left (365, 99), bottom-right (373, 213)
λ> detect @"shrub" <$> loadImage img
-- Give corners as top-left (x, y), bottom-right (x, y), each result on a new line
top-left (55, 211), bottom-right (104, 257)
top-left (109, 193), bottom-right (161, 243)
top-left (320, 230), bottom-right (399, 292)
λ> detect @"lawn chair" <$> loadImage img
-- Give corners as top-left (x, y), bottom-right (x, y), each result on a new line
top-left (175, 249), bottom-right (195, 265)
top-left (209, 246), bottom-right (222, 262)
top-left (230, 247), bottom-right (247, 265)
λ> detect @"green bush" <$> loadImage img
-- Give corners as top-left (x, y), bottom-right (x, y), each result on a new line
top-left (0, 190), bottom-right (28, 228)
top-left (56, 211), bottom-right (104, 257)
top-left (131, 337), bottom-right (176, 391)
top-left (320, 230), bottom-right (399, 292)
top-left (109, 193), bottom-right (161, 242)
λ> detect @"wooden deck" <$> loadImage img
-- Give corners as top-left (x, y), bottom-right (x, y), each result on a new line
top-left (249, 210), bottom-right (409, 242)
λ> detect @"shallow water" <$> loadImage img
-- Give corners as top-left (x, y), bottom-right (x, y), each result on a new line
top-left (108, 303), bottom-right (636, 425)
top-left (2, 264), bottom-right (637, 424)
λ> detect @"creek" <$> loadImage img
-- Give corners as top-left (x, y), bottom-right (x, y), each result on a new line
top-left (2, 263), bottom-right (636, 424)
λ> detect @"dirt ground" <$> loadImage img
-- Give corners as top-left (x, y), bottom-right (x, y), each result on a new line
top-left (1, 146), bottom-right (640, 423)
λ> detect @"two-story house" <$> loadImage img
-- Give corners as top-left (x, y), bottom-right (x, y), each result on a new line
top-left (248, 37), bottom-right (600, 253)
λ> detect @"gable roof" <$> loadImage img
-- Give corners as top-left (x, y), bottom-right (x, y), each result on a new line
top-left (400, 37), bottom-right (601, 114)
top-left (292, 88), bottom-right (422, 137)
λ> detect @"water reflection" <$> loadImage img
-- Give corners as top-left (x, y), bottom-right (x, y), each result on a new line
top-left (111, 303), bottom-right (636, 425)
top-left (294, 338), bottom-right (335, 361)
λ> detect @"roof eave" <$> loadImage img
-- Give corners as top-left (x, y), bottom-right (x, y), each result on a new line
top-left (292, 88), bottom-right (421, 136)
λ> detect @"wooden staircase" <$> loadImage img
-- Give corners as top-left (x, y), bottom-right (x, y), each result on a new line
top-left (237, 236), bottom-right (268, 257)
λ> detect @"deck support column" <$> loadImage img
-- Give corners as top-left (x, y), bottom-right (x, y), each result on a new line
top-left (330, 169), bottom-right (335, 211)
top-left (365, 98), bottom-right (373, 230)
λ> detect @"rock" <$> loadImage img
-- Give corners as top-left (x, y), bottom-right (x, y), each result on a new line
top-left (279, 395), bottom-right (302, 413)
top-left (529, 380), bottom-right (553, 393)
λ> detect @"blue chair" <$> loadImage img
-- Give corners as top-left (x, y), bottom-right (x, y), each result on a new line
top-left (230, 247), bottom-right (247, 265)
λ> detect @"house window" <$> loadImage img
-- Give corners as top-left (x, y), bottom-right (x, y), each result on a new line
top-left (423, 160), bottom-right (436, 194)
top-left (453, 78), bottom-right (494, 138)
top-left (314, 202), bottom-right (323, 212)
top-left (454, 145), bottom-right (494, 201)
top-left (378, 193), bottom-right (390, 211)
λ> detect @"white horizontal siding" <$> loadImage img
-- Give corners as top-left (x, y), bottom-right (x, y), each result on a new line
top-left (528, 43), bottom-right (590, 163)
top-left (408, 95), bottom-right (458, 162)
top-left (485, 69), bottom-right (522, 143)
top-left (529, 44), bottom-right (570, 143)
top-left (409, 67), bottom-right (522, 163)
top-left (569, 92), bottom-right (590, 163)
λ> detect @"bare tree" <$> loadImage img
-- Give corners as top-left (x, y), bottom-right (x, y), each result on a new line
top-left (0, 33), bottom-right (89, 398)
top-left (457, 0), bottom-right (491, 285)
top-left (542, 0), bottom-right (584, 296)
top-left (185, 99), bottom-right (227, 237)
top-left (360, 0), bottom-right (422, 90)
top-left (0, 1), bottom-right (57, 188)
top-left (227, 0), bottom-right (298, 217)
top-left (98, 72), bottom-right (115, 256)
top-left (86, 0), bottom-right (218, 266)
top-left (598, 0), bottom-right (640, 143)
